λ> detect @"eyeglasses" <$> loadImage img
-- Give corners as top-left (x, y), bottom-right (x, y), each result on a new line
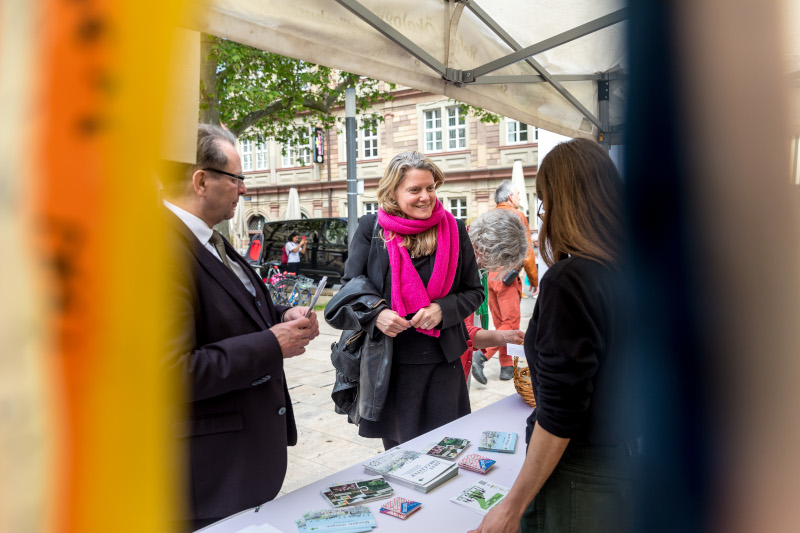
top-left (203, 168), bottom-right (246, 182)
top-left (537, 203), bottom-right (546, 220)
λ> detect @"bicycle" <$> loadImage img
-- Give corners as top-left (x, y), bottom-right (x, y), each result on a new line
top-left (286, 275), bottom-right (315, 306)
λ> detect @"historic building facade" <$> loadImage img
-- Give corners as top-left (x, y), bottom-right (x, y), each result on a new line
top-left (236, 88), bottom-right (540, 236)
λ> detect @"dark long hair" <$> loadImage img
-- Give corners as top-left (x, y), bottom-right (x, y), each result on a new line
top-left (537, 138), bottom-right (624, 268)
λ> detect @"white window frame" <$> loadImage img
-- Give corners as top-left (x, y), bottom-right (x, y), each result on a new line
top-left (448, 197), bottom-right (468, 221)
top-left (255, 141), bottom-right (268, 170)
top-left (281, 128), bottom-right (313, 167)
top-left (419, 101), bottom-right (469, 154)
top-left (341, 118), bottom-right (380, 161)
top-left (241, 139), bottom-right (253, 171)
top-left (446, 106), bottom-right (466, 150)
top-left (363, 202), bottom-right (379, 216)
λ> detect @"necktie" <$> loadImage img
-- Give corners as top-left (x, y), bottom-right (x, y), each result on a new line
top-left (209, 230), bottom-right (233, 270)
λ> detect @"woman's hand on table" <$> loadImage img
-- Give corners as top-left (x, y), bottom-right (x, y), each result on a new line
top-left (375, 309), bottom-right (411, 337)
top-left (409, 302), bottom-right (442, 331)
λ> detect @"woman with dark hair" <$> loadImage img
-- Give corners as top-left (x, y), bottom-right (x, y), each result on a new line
top-left (284, 231), bottom-right (305, 274)
top-left (336, 151), bottom-right (484, 450)
top-left (469, 138), bottom-right (634, 533)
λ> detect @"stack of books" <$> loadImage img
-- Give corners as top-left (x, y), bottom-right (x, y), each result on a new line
top-left (423, 436), bottom-right (470, 460)
top-left (362, 448), bottom-right (458, 493)
top-left (450, 479), bottom-right (511, 515)
top-left (295, 506), bottom-right (376, 532)
top-left (321, 477), bottom-right (394, 508)
top-left (478, 431), bottom-right (518, 453)
top-left (379, 497), bottom-right (422, 520)
top-left (457, 453), bottom-right (496, 474)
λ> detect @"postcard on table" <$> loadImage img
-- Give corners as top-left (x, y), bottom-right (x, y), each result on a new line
top-left (478, 431), bottom-right (518, 453)
top-left (424, 437), bottom-right (470, 459)
top-left (321, 476), bottom-right (393, 508)
top-left (450, 479), bottom-right (510, 516)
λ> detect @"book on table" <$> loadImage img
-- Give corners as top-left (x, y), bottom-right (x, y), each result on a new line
top-left (379, 497), bottom-right (422, 520)
top-left (321, 476), bottom-right (394, 508)
top-left (450, 479), bottom-right (511, 516)
top-left (362, 447), bottom-right (458, 493)
top-left (457, 453), bottom-right (496, 474)
top-left (295, 505), bottom-right (376, 533)
top-left (422, 436), bottom-right (470, 460)
top-left (478, 431), bottom-right (518, 453)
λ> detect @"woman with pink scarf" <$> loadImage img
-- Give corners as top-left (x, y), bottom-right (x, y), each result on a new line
top-left (341, 151), bottom-right (484, 450)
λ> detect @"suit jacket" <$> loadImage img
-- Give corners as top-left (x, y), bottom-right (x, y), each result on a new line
top-left (341, 213), bottom-right (484, 363)
top-left (164, 209), bottom-right (296, 521)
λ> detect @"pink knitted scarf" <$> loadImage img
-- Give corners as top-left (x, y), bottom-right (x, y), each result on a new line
top-left (377, 201), bottom-right (459, 337)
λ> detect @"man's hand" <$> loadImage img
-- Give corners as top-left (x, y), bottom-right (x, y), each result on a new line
top-left (375, 309), bottom-right (411, 337)
top-left (409, 302), bottom-right (443, 331)
top-left (270, 316), bottom-right (315, 358)
top-left (468, 501), bottom-right (523, 533)
top-left (283, 306), bottom-right (320, 340)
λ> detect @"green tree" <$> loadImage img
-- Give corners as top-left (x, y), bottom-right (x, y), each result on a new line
top-left (199, 35), bottom-right (393, 145)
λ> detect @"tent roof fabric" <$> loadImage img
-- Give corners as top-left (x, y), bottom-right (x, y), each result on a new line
top-left (189, 0), bottom-right (627, 141)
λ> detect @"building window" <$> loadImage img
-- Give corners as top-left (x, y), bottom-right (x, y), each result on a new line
top-left (343, 119), bottom-right (380, 160)
top-left (255, 141), bottom-right (268, 170)
top-left (507, 120), bottom-right (538, 144)
top-left (248, 215), bottom-right (265, 232)
top-left (446, 106), bottom-right (466, 150)
top-left (362, 119), bottom-right (379, 159)
top-left (424, 105), bottom-right (466, 153)
top-left (281, 129), bottom-right (312, 167)
top-left (241, 139), bottom-right (253, 171)
top-left (424, 109), bottom-right (442, 152)
top-left (363, 202), bottom-right (379, 216)
top-left (449, 197), bottom-right (468, 220)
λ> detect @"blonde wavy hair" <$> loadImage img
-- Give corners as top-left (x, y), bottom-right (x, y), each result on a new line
top-left (377, 151), bottom-right (446, 257)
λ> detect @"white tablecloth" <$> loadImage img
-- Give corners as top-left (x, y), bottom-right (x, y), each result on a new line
top-left (201, 394), bottom-right (534, 533)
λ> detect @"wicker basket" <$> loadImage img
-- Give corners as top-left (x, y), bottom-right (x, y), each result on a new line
top-left (512, 357), bottom-right (536, 408)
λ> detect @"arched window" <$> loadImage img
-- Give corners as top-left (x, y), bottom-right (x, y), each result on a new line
top-left (248, 215), bottom-right (266, 233)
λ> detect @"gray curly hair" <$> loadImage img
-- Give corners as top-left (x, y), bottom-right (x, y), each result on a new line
top-left (468, 209), bottom-right (529, 272)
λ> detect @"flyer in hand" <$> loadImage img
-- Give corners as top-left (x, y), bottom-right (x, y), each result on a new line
top-left (321, 476), bottom-right (394, 508)
top-left (363, 448), bottom-right (458, 493)
top-left (423, 437), bottom-right (470, 460)
top-left (295, 505), bottom-right (376, 532)
top-left (457, 453), bottom-right (496, 474)
top-left (379, 497), bottom-right (422, 520)
top-left (450, 479), bottom-right (511, 516)
top-left (478, 431), bottom-right (518, 453)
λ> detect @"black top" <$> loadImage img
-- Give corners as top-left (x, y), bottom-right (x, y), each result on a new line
top-left (393, 254), bottom-right (446, 364)
top-left (524, 256), bottom-right (632, 445)
top-left (342, 213), bottom-right (484, 364)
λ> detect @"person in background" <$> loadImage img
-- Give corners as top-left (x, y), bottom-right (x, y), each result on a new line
top-left (473, 180), bottom-right (539, 383)
top-left (469, 138), bottom-right (634, 533)
top-left (284, 232), bottom-right (306, 274)
top-left (339, 150), bottom-right (484, 450)
top-left (161, 124), bottom-right (319, 531)
top-left (460, 208), bottom-right (531, 380)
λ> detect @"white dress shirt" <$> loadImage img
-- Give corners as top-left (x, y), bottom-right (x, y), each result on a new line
top-left (165, 200), bottom-right (256, 296)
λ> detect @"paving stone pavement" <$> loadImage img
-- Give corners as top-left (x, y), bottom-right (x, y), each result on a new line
top-left (278, 292), bottom-right (537, 496)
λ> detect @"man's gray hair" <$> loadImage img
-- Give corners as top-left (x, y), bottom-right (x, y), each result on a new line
top-left (196, 123), bottom-right (237, 170)
top-left (468, 209), bottom-right (529, 272)
top-left (495, 180), bottom-right (517, 204)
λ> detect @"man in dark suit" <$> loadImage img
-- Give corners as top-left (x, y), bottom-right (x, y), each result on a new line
top-left (162, 124), bottom-right (319, 530)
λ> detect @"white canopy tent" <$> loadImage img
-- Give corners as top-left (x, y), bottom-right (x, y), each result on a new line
top-left (188, 0), bottom-right (628, 143)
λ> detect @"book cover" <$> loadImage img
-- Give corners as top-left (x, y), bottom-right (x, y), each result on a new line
top-left (478, 431), bottom-right (518, 453)
top-left (321, 477), bottom-right (393, 508)
top-left (457, 453), bottom-right (496, 474)
top-left (450, 479), bottom-right (511, 516)
top-left (379, 497), bottom-right (422, 520)
top-left (424, 437), bottom-right (470, 459)
top-left (296, 505), bottom-right (376, 532)
top-left (363, 448), bottom-right (454, 487)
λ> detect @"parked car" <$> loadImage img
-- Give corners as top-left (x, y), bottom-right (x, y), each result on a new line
top-left (246, 218), bottom-right (349, 283)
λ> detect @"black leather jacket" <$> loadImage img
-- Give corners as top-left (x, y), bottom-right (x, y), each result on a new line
top-left (324, 275), bottom-right (392, 424)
